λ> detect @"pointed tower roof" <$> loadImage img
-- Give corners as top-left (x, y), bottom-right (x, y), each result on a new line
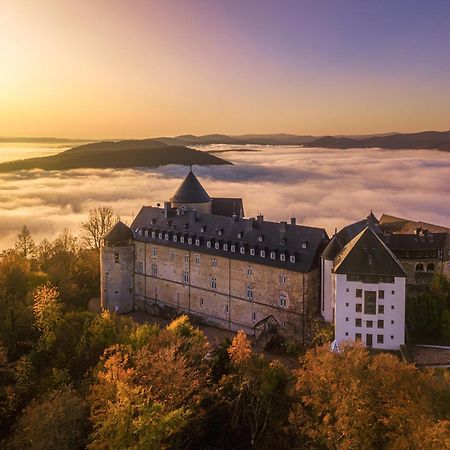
top-left (169, 169), bottom-right (211, 204)
top-left (103, 220), bottom-right (134, 245)
top-left (334, 227), bottom-right (406, 277)
top-left (367, 210), bottom-right (379, 224)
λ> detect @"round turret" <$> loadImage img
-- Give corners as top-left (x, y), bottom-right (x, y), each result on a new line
top-left (100, 221), bottom-right (134, 313)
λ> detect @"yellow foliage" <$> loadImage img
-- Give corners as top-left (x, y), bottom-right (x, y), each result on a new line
top-left (228, 330), bottom-right (252, 364)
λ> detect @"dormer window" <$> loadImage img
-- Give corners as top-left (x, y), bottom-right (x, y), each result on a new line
top-left (207, 241), bottom-right (212, 248)
top-left (165, 233), bottom-right (169, 240)
top-left (158, 232), bottom-right (163, 239)
top-left (237, 232), bottom-right (243, 239)
top-left (281, 239), bottom-right (286, 246)
top-left (240, 247), bottom-right (245, 254)
top-left (201, 226), bottom-right (206, 233)
top-left (188, 237), bottom-right (193, 245)
top-left (138, 229), bottom-right (143, 236)
top-left (260, 250), bottom-right (265, 257)
top-left (217, 229), bottom-right (223, 236)
top-left (258, 235), bottom-right (264, 242)
top-left (290, 255), bottom-right (296, 263)
top-left (173, 235), bottom-right (178, 242)
top-left (270, 252), bottom-right (276, 260)
top-left (215, 242), bottom-right (220, 249)
top-left (223, 244), bottom-right (228, 251)
top-left (180, 236), bottom-right (185, 243)
top-left (231, 245), bottom-right (236, 252)
top-left (144, 230), bottom-right (149, 237)
top-left (280, 253), bottom-right (286, 261)
top-left (301, 241), bottom-right (308, 249)
top-left (250, 248), bottom-right (255, 256)
top-left (195, 239), bottom-right (200, 246)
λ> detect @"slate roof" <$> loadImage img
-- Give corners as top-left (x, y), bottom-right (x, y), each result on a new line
top-left (169, 170), bottom-right (211, 203)
top-left (380, 214), bottom-right (450, 234)
top-left (386, 232), bottom-right (448, 250)
top-left (322, 212), bottom-right (383, 260)
top-left (104, 221), bottom-right (134, 245)
top-left (211, 197), bottom-right (244, 218)
top-left (131, 206), bottom-right (329, 273)
top-left (334, 227), bottom-right (406, 277)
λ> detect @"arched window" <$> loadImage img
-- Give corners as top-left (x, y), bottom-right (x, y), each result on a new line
top-left (427, 263), bottom-right (435, 272)
top-left (416, 263), bottom-right (424, 271)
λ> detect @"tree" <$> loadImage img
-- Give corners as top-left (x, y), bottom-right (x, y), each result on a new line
top-left (289, 343), bottom-right (450, 449)
top-left (228, 330), bottom-right (252, 365)
top-left (15, 226), bottom-right (35, 259)
top-left (4, 387), bottom-right (89, 450)
top-left (81, 206), bottom-right (118, 251)
top-left (32, 283), bottom-right (63, 352)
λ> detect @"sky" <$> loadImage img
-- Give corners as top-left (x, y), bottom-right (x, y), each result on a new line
top-left (1, 0), bottom-right (450, 138)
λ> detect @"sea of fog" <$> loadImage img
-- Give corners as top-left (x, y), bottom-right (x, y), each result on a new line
top-left (0, 143), bottom-right (449, 250)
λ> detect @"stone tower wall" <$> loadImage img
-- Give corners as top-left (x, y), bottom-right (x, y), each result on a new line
top-left (100, 244), bottom-right (134, 313)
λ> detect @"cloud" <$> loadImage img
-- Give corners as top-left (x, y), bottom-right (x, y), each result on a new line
top-left (0, 145), bottom-right (449, 249)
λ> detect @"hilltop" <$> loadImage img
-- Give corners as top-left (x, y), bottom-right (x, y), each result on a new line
top-left (0, 139), bottom-right (230, 171)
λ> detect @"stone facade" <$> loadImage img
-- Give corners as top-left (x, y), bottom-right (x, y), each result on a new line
top-left (133, 241), bottom-right (319, 341)
top-left (100, 243), bottom-right (134, 313)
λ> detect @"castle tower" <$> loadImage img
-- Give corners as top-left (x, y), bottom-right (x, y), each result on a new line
top-left (169, 168), bottom-right (212, 214)
top-left (100, 221), bottom-right (134, 313)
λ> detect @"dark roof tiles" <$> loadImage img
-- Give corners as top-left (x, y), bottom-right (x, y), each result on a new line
top-left (169, 170), bottom-right (211, 204)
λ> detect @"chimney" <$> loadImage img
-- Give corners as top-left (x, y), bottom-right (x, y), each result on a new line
top-left (290, 217), bottom-right (296, 226)
top-left (164, 201), bottom-right (170, 218)
top-left (248, 217), bottom-right (256, 230)
top-left (257, 213), bottom-right (264, 222)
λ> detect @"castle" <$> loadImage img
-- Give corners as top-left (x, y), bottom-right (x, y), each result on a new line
top-left (101, 169), bottom-right (450, 350)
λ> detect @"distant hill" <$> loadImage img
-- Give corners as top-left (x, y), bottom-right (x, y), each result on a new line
top-left (157, 133), bottom-right (317, 146)
top-left (0, 139), bottom-right (230, 172)
top-left (305, 131), bottom-right (450, 151)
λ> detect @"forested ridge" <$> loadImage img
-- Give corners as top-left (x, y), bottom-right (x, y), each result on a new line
top-left (1, 209), bottom-right (450, 449)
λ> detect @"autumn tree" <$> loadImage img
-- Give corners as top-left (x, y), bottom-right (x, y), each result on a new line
top-left (81, 206), bottom-right (118, 251)
top-left (219, 332), bottom-right (291, 449)
top-left (289, 342), bottom-right (450, 449)
top-left (88, 317), bottom-right (211, 449)
top-left (32, 283), bottom-right (63, 352)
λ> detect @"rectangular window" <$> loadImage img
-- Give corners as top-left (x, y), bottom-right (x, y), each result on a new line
top-left (184, 254), bottom-right (189, 263)
top-left (378, 290), bottom-right (384, 299)
top-left (391, 290), bottom-right (395, 295)
top-left (225, 304), bottom-right (229, 313)
top-left (246, 285), bottom-right (253, 300)
top-left (366, 320), bottom-right (373, 328)
top-left (212, 258), bottom-right (218, 268)
top-left (377, 335), bottom-right (384, 344)
top-left (270, 252), bottom-right (276, 260)
top-left (355, 303), bottom-right (362, 313)
top-left (252, 312), bottom-right (256, 322)
top-left (364, 291), bottom-right (377, 314)
top-left (240, 247), bottom-right (245, 254)
top-left (114, 253), bottom-right (120, 263)
top-left (355, 333), bottom-right (362, 341)
top-left (247, 266), bottom-right (253, 276)
top-left (183, 271), bottom-right (189, 284)
top-left (280, 273), bottom-right (286, 284)
top-left (279, 293), bottom-right (287, 308)
top-left (280, 253), bottom-right (285, 261)
top-left (195, 254), bottom-right (200, 264)
top-left (378, 305), bottom-right (384, 314)
top-left (211, 277), bottom-right (217, 290)
top-left (377, 320), bottom-right (384, 329)
top-left (366, 334), bottom-right (373, 347)
top-left (223, 244), bottom-right (228, 251)
top-left (260, 250), bottom-right (266, 257)
top-left (151, 263), bottom-right (157, 276)
top-left (355, 318), bottom-right (362, 327)
top-left (200, 298), bottom-right (204, 308)
top-left (136, 261), bottom-right (143, 273)
top-left (356, 288), bottom-right (362, 298)
top-left (170, 251), bottom-right (176, 260)
top-left (152, 247), bottom-right (157, 257)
